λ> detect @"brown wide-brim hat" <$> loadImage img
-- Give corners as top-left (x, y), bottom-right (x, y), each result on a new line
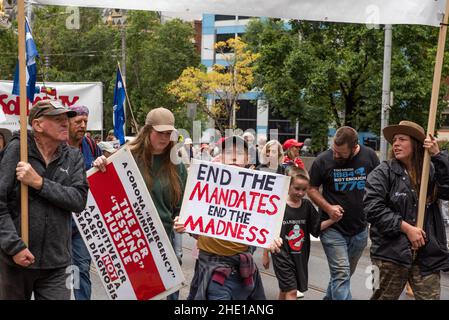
top-left (383, 120), bottom-right (426, 144)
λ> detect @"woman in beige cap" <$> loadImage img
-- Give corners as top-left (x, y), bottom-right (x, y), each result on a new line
top-left (93, 107), bottom-right (187, 299)
top-left (364, 120), bottom-right (449, 300)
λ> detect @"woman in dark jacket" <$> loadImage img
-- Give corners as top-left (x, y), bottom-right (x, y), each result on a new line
top-left (364, 120), bottom-right (449, 300)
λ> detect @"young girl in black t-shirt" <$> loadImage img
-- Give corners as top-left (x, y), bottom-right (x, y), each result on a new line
top-left (262, 169), bottom-right (339, 300)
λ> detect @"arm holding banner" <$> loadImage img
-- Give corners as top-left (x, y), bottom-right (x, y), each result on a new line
top-left (93, 155), bottom-right (109, 172)
top-left (173, 216), bottom-right (282, 253)
top-left (173, 216), bottom-right (198, 239)
top-left (37, 151), bottom-right (88, 213)
top-left (172, 163), bottom-right (188, 219)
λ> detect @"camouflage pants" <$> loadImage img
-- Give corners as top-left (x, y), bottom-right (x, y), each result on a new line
top-left (371, 259), bottom-right (440, 300)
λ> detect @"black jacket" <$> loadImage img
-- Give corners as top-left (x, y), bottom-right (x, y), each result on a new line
top-left (364, 153), bottom-right (449, 275)
top-left (0, 132), bottom-right (88, 269)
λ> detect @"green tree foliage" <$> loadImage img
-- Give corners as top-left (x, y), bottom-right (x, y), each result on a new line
top-left (168, 37), bottom-right (259, 133)
top-left (126, 12), bottom-right (200, 132)
top-left (245, 19), bottom-right (449, 151)
top-left (0, 6), bottom-right (199, 135)
top-left (389, 25), bottom-right (449, 131)
top-left (0, 24), bottom-right (17, 80)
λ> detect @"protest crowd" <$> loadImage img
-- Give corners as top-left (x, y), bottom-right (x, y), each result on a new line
top-left (1, 1), bottom-right (449, 302)
top-left (1, 100), bottom-right (449, 301)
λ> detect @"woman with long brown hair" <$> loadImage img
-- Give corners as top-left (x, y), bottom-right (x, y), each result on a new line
top-left (364, 120), bottom-right (449, 300)
top-left (93, 107), bottom-right (187, 299)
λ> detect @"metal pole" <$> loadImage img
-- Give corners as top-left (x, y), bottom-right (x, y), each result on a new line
top-left (380, 24), bottom-right (392, 161)
top-left (231, 31), bottom-right (238, 129)
top-left (117, 61), bottom-right (139, 133)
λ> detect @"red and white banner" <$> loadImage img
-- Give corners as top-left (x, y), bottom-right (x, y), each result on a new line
top-left (73, 147), bottom-right (184, 300)
top-left (0, 80), bottom-right (103, 131)
top-left (179, 159), bottom-right (290, 249)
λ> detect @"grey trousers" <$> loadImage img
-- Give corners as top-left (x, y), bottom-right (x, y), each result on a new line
top-left (0, 259), bottom-right (71, 300)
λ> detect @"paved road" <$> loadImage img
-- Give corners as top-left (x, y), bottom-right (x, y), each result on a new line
top-left (90, 228), bottom-right (449, 300)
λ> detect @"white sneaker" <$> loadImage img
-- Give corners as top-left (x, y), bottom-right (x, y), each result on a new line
top-left (296, 291), bottom-right (304, 299)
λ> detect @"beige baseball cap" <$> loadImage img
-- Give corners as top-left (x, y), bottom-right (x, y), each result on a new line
top-left (145, 107), bottom-right (176, 132)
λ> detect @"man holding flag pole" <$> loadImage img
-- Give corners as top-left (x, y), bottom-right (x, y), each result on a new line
top-left (0, 1), bottom-right (88, 300)
top-left (0, 98), bottom-right (89, 300)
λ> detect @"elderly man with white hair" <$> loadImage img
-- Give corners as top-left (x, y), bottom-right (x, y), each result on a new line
top-left (0, 100), bottom-right (88, 300)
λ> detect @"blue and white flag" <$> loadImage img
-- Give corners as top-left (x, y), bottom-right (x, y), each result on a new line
top-left (113, 68), bottom-right (126, 145)
top-left (12, 18), bottom-right (39, 103)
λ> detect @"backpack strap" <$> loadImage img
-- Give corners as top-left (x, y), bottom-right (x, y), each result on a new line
top-left (85, 136), bottom-right (96, 157)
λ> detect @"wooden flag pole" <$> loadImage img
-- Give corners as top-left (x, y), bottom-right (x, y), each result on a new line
top-left (417, 0), bottom-right (449, 230)
top-left (18, 0), bottom-right (29, 246)
top-left (117, 61), bottom-right (139, 133)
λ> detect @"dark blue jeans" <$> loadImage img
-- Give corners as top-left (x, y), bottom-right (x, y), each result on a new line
top-left (72, 221), bottom-right (92, 300)
top-left (167, 231), bottom-right (183, 300)
top-left (207, 270), bottom-right (255, 300)
top-left (320, 227), bottom-right (368, 300)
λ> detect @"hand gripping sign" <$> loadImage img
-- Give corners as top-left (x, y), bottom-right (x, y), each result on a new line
top-left (179, 159), bottom-right (290, 248)
top-left (72, 147), bottom-right (184, 300)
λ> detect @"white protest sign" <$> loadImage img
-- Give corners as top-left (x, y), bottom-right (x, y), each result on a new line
top-left (0, 80), bottom-right (103, 131)
top-left (179, 159), bottom-right (290, 248)
top-left (73, 147), bottom-right (184, 300)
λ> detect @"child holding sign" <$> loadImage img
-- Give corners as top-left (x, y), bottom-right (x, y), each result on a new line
top-left (262, 167), bottom-right (340, 300)
top-left (174, 135), bottom-right (282, 300)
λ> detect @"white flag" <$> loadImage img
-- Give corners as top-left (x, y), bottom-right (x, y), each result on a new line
top-left (32, 0), bottom-right (446, 27)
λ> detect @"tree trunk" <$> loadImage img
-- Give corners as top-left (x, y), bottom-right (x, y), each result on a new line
top-left (329, 93), bottom-right (341, 127)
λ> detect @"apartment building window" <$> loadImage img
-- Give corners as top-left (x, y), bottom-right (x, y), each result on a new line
top-left (215, 15), bottom-right (236, 21)
top-left (215, 33), bottom-right (235, 53)
top-left (236, 100), bottom-right (257, 132)
top-left (268, 108), bottom-right (296, 143)
top-left (215, 100), bottom-right (257, 132)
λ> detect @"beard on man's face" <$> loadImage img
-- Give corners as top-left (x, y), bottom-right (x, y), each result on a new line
top-left (333, 152), bottom-right (354, 166)
top-left (70, 129), bottom-right (85, 141)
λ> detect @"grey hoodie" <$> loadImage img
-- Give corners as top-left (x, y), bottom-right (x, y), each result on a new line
top-left (0, 131), bottom-right (88, 269)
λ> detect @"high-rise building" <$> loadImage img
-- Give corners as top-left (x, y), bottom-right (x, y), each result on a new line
top-left (201, 14), bottom-right (300, 143)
